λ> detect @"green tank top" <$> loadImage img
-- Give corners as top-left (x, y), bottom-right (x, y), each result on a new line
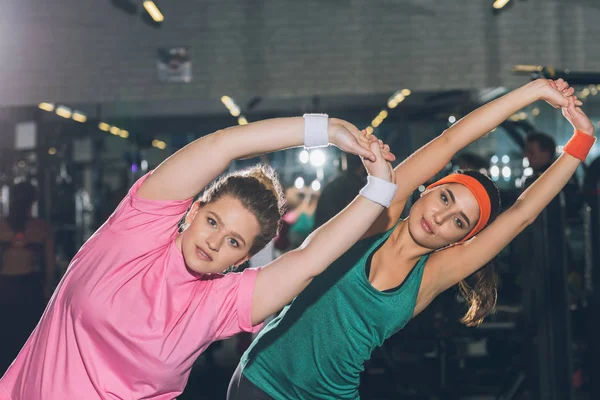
top-left (241, 226), bottom-right (430, 399)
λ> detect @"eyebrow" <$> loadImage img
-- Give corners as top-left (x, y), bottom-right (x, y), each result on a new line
top-left (208, 211), bottom-right (247, 246)
top-left (445, 189), bottom-right (471, 228)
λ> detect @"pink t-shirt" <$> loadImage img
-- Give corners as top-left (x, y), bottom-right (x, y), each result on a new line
top-left (0, 173), bottom-right (263, 400)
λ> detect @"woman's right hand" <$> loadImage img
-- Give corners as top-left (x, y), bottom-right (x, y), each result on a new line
top-left (328, 118), bottom-right (396, 163)
top-left (562, 95), bottom-right (595, 136)
top-left (537, 78), bottom-right (582, 109)
top-left (362, 135), bottom-right (395, 184)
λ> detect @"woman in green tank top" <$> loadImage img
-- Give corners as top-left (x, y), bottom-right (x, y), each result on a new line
top-left (229, 79), bottom-right (596, 399)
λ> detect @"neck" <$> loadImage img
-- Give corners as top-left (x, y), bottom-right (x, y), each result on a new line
top-left (387, 218), bottom-right (433, 263)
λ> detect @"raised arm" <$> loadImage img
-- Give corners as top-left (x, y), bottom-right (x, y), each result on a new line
top-left (432, 95), bottom-right (595, 293)
top-left (137, 117), bottom-right (387, 201)
top-left (250, 138), bottom-right (396, 325)
top-left (366, 79), bottom-right (577, 235)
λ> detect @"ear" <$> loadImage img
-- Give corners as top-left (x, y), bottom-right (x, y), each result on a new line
top-left (185, 201), bottom-right (201, 225)
top-left (233, 255), bottom-right (251, 267)
top-left (420, 188), bottom-right (432, 198)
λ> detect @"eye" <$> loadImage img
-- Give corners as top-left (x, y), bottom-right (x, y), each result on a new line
top-left (228, 238), bottom-right (239, 248)
top-left (454, 217), bottom-right (463, 229)
top-left (441, 193), bottom-right (448, 205)
top-left (207, 218), bottom-right (217, 227)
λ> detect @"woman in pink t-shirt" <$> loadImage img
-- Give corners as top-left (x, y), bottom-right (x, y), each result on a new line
top-left (0, 115), bottom-right (396, 400)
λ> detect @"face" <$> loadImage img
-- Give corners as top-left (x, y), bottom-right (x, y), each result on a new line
top-left (179, 196), bottom-right (261, 274)
top-left (524, 140), bottom-right (552, 171)
top-left (408, 183), bottom-right (480, 249)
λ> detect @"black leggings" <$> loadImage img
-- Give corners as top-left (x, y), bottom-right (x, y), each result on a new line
top-left (227, 363), bottom-right (273, 400)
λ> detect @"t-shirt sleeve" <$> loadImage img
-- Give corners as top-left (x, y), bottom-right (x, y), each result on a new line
top-left (106, 171), bottom-right (193, 244)
top-left (212, 267), bottom-right (264, 339)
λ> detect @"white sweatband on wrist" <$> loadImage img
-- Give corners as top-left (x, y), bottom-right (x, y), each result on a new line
top-left (359, 175), bottom-right (398, 208)
top-left (303, 113), bottom-right (329, 149)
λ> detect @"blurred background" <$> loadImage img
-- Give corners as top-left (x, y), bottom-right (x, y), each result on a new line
top-left (1, 0), bottom-right (600, 399)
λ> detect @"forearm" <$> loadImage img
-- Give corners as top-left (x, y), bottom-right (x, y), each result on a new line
top-left (299, 195), bottom-right (385, 276)
top-left (219, 117), bottom-right (306, 160)
top-left (138, 117), bottom-right (307, 200)
top-left (513, 154), bottom-right (580, 222)
top-left (445, 80), bottom-right (544, 148)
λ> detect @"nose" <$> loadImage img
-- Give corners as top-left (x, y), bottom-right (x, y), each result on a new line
top-left (206, 233), bottom-right (222, 252)
top-left (432, 209), bottom-right (454, 225)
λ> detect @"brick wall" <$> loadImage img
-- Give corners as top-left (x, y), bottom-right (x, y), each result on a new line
top-left (1, 0), bottom-right (599, 107)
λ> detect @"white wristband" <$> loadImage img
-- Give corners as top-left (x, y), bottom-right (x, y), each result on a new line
top-left (359, 175), bottom-right (398, 208)
top-left (303, 113), bottom-right (329, 149)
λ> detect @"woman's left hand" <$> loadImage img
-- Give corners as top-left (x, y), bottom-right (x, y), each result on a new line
top-left (562, 96), bottom-right (595, 136)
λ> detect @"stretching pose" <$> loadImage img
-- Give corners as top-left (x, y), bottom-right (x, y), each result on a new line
top-left (0, 115), bottom-right (397, 400)
top-left (229, 79), bottom-right (596, 400)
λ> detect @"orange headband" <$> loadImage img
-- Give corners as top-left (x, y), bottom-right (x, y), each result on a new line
top-left (426, 174), bottom-right (492, 242)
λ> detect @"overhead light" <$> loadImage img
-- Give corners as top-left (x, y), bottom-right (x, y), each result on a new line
top-left (38, 102), bottom-right (55, 112)
top-left (365, 126), bottom-right (374, 135)
top-left (311, 180), bottom-right (321, 192)
top-left (48, 147), bottom-right (57, 155)
top-left (152, 139), bottom-right (166, 150)
top-left (294, 177), bottom-right (305, 189)
top-left (299, 150), bottom-right (309, 164)
top-left (238, 116), bottom-right (248, 125)
top-left (143, 1), bottom-right (164, 22)
top-left (72, 111), bottom-right (87, 123)
top-left (221, 96), bottom-right (234, 108)
top-left (119, 130), bottom-right (129, 138)
top-left (493, 0), bottom-right (511, 9)
top-left (56, 106), bottom-right (72, 119)
top-left (401, 89), bottom-right (411, 96)
top-left (110, 126), bottom-right (120, 135)
top-left (230, 106), bottom-right (241, 117)
top-left (99, 122), bottom-right (110, 132)
top-left (310, 150), bottom-right (326, 167)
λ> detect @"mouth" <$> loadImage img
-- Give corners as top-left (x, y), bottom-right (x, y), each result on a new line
top-left (421, 217), bottom-right (434, 235)
top-left (195, 246), bottom-right (213, 262)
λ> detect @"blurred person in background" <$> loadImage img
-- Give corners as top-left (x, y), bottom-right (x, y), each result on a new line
top-left (0, 182), bottom-right (55, 373)
top-left (313, 154), bottom-right (367, 231)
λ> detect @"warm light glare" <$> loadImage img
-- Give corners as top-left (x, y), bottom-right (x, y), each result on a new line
top-left (72, 112), bottom-right (87, 123)
top-left (365, 126), bottom-right (374, 135)
top-left (493, 0), bottom-right (511, 9)
top-left (48, 147), bottom-right (57, 155)
top-left (38, 102), bottom-right (54, 112)
top-left (119, 130), bottom-right (129, 138)
top-left (238, 116), bottom-right (248, 125)
top-left (152, 139), bottom-right (167, 150)
top-left (99, 122), bottom-right (110, 132)
top-left (221, 96), bottom-right (234, 108)
top-left (143, 1), bottom-right (164, 22)
top-left (230, 106), bottom-right (241, 117)
top-left (56, 106), bottom-right (72, 119)
top-left (401, 89), bottom-right (411, 96)
top-left (110, 126), bottom-right (120, 135)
